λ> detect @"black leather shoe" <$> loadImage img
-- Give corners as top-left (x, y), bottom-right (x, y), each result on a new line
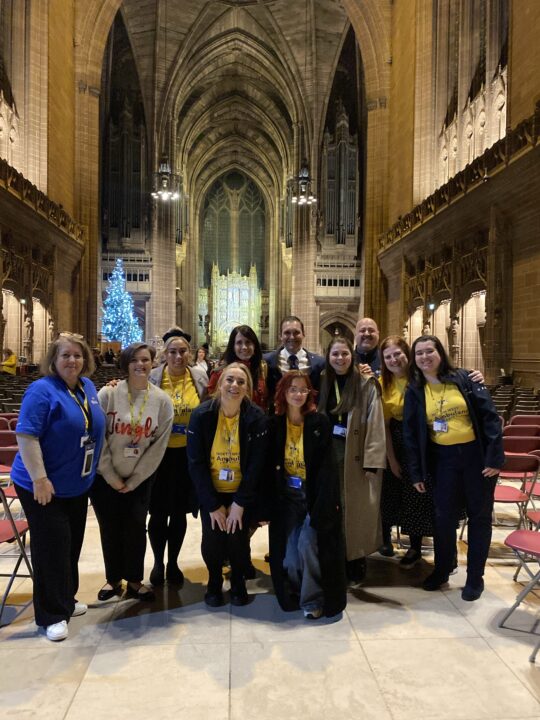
top-left (150, 564), bottom-right (165, 587)
top-left (166, 563), bottom-right (184, 587)
top-left (230, 589), bottom-right (249, 606)
top-left (204, 591), bottom-right (225, 607)
top-left (126, 583), bottom-right (156, 601)
top-left (378, 541), bottom-right (395, 557)
top-left (347, 557), bottom-right (367, 584)
top-left (230, 578), bottom-right (248, 606)
top-left (422, 570), bottom-right (449, 591)
top-left (97, 583), bottom-right (122, 601)
top-left (461, 579), bottom-right (484, 602)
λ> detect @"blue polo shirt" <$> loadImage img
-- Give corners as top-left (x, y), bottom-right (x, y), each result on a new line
top-left (11, 375), bottom-right (106, 497)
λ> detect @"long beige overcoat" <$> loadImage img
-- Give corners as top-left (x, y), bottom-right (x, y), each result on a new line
top-left (342, 375), bottom-right (387, 560)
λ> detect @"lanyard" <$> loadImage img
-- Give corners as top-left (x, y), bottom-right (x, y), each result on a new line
top-left (286, 419), bottom-right (303, 462)
top-left (334, 379), bottom-right (344, 425)
top-left (166, 369), bottom-right (187, 413)
top-left (127, 385), bottom-right (150, 443)
top-left (427, 382), bottom-right (447, 417)
top-left (68, 382), bottom-right (92, 435)
top-left (220, 410), bottom-right (239, 465)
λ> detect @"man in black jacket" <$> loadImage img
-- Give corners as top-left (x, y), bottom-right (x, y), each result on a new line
top-left (264, 316), bottom-right (325, 397)
top-left (354, 317), bottom-right (381, 376)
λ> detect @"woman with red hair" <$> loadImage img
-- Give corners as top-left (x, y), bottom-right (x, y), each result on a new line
top-left (269, 371), bottom-right (346, 619)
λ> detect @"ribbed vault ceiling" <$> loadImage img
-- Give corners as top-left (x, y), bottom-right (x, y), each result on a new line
top-left (120, 0), bottom-right (349, 205)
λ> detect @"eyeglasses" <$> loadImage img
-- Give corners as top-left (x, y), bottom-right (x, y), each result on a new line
top-left (287, 388), bottom-right (309, 395)
top-left (59, 332), bottom-right (84, 341)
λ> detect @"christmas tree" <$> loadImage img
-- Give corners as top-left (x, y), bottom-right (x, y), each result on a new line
top-left (101, 259), bottom-right (143, 348)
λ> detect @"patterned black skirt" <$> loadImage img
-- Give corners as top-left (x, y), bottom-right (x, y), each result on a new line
top-left (380, 419), bottom-right (435, 538)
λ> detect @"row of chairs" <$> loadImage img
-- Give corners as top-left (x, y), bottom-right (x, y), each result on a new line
top-left (492, 386), bottom-right (540, 421)
top-left (0, 418), bottom-right (30, 625)
top-left (494, 412), bottom-right (540, 661)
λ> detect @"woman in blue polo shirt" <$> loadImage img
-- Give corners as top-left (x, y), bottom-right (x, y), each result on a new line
top-left (11, 333), bottom-right (105, 641)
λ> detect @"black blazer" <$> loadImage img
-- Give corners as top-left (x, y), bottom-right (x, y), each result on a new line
top-left (403, 369), bottom-right (505, 485)
top-left (269, 412), bottom-right (346, 617)
top-left (186, 399), bottom-right (269, 513)
top-left (264, 348), bottom-right (326, 395)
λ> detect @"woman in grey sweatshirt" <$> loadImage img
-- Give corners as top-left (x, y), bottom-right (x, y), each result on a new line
top-left (91, 342), bottom-right (173, 602)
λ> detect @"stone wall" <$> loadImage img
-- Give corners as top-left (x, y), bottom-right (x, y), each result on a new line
top-left (509, 1), bottom-right (540, 126)
top-left (48, 0), bottom-right (75, 216)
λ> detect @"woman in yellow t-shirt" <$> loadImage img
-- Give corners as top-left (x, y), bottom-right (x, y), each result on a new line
top-left (403, 335), bottom-right (504, 602)
top-left (1, 348), bottom-right (17, 375)
top-left (269, 371), bottom-right (345, 619)
top-left (147, 328), bottom-right (208, 587)
top-left (379, 335), bottom-right (437, 569)
top-left (187, 362), bottom-right (268, 607)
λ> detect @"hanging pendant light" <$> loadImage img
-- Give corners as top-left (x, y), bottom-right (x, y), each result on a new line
top-left (151, 155), bottom-right (180, 201)
top-left (291, 160), bottom-right (317, 206)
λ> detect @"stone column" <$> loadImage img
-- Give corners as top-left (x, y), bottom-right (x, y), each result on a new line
top-left (484, 206), bottom-right (512, 383)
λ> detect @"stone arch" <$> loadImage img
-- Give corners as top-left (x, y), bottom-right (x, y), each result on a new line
top-left (320, 309), bottom-right (357, 350)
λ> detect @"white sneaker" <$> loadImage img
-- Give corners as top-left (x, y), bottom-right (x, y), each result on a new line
top-left (72, 601), bottom-right (88, 617)
top-left (46, 620), bottom-right (68, 641)
top-left (303, 608), bottom-right (323, 620)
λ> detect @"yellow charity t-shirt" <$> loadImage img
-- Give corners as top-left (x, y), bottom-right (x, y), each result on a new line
top-left (284, 418), bottom-right (306, 481)
top-left (161, 368), bottom-right (201, 448)
top-left (424, 382), bottom-right (476, 446)
top-left (379, 375), bottom-right (408, 421)
top-left (210, 410), bottom-right (242, 493)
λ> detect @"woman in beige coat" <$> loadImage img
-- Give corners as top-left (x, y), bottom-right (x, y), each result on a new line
top-left (318, 336), bottom-right (386, 584)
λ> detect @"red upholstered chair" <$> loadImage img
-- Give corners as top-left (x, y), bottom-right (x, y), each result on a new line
top-left (503, 425), bottom-right (540, 437)
top-left (509, 414), bottom-right (540, 426)
top-left (459, 454), bottom-right (540, 541)
top-left (499, 529), bottom-right (540, 663)
top-left (0, 485), bottom-right (33, 626)
top-left (0, 448), bottom-right (17, 467)
top-left (495, 454), bottom-right (540, 529)
top-left (0, 430), bottom-right (17, 448)
top-left (503, 436), bottom-right (540, 455)
top-left (0, 418), bottom-right (9, 430)
top-left (8, 417), bottom-right (18, 430)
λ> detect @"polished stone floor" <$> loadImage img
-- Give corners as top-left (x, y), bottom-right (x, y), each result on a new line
top-left (1, 507), bottom-right (540, 720)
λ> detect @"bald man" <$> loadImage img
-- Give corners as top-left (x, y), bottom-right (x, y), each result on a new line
top-left (354, 317), bottom-right (381, 376)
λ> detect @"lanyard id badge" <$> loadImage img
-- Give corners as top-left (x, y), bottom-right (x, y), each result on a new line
top-left (219, 468), bottom-right (235, 482)
top-left (433, 418), bottom-right (448, 433)
top-left (81, 440), bottom-right (96, 477)
top-left (333, 424), bottom-right (347, 438)
top-left (287, 475), bottom-right (303, 490)
top-left (124, 443), bottom-right (141, 458)
top-left (172, 423), bottom-right (187, 435)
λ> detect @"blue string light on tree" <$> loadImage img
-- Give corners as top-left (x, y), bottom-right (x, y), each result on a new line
top-left (101, 259), bottom-right (143, 348)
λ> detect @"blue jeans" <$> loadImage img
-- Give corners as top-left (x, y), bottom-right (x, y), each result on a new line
top-left (283, 487), bottom-right (323, 612)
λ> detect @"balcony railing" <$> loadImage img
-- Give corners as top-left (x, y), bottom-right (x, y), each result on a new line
top-left (0, 158), bottom-right (86, 243)
top-left (378, 101), bottom-right (540, 251)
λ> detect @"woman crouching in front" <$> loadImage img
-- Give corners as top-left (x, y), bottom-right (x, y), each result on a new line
top-left (269, 371), bottom-right (346, 619)
top-left (187, 362), bottom-right (268, 607)
top-left (403, 335), bottom-right (504, 601)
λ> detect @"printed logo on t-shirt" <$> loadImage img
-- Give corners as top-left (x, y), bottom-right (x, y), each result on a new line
top-left (106, 412), bottom-right (157, 443)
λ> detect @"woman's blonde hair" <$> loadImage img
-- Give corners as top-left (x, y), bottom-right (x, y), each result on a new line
top-left (212, 362), bottom-right (253, 404)
top-left (41, 333), bottom-right (95, 378)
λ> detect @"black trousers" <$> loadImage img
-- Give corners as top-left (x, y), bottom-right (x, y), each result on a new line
top-left (15, 484), bottom-right (88, 627)
top-left (200, 493), bottom-right (250, 593)
top-left (431, 440), bottom-right (496, 584)
top-left (148, 446), bottom-right (192, 566)
top-left (90, 474), bottom-right (153, 585)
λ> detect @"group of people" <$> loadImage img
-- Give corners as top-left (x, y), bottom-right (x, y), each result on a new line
top-left (8, 314), bottom-right (504, 642)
